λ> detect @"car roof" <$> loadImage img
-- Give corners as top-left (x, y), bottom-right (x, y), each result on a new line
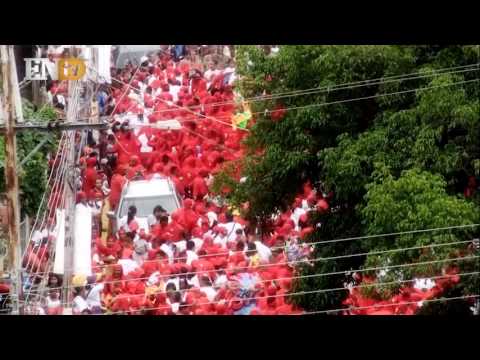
top-left (123, 176), bottom-right (176, 198)
top-left (115, 45), bottom-right (161, 68)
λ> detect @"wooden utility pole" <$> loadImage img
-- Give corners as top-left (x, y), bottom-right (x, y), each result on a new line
top-left (0, 45), bottom-right (22, 313)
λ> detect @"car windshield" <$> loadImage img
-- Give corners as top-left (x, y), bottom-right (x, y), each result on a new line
top-left (119, 195), bottom-right (179, 218)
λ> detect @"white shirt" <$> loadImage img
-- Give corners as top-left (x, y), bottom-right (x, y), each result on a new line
top-left (207, 211), bottom-right (218, 227)
top-left (175, 240), bottom-right (187, 253)
top-left (147, 76), bottom-right (156, 86)
top-left (222, 222), bottom-right (243, 242)
top-left (46, 297), bottom-right (61, 309)
top-left (160, 243), bottom-right (174, 264)
top-left (147, 215), bottom-right (158, 228)
top-left (254, 241), bottom-right (272, 263)
top-left (223, 67), bottom-right (236, 85)
top-left (291, 207), bottom-right (307, 230)
top-left (188, 275), bottom-right (200, 288)
top-left (117, 259), bottom-right (140, 276)
top-left (45, 59), bottom-right (57, 80)
top-left (213, 234), bottom-right (228, 249)
top-left (204, 69), bottom-right (218, 82)
top-left (118, 215), bottom-right (140, 232)
top-left (170, 85), bottom-right (181, 102)
top-left (147, 271), bottom-right (161, 287)
top-left (186, 250), bottom-right (198, 266)
top-left (86, 284), bottom-right (104, 309)
top-left (301, 199), bottom-right (311, 211)
top-left (214, 274), bottom-right (228, 289)
top-left (200, 286), bottom-right (217, 302)
top-left (73, 296), bottom-right (89, 314)
top-left (414, 278), bottom-right (435, 291)
top-left (192, 237), bottom-right (204, 252)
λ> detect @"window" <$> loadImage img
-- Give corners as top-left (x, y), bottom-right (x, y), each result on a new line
top-left (119, 195), bottom-right (179, 218)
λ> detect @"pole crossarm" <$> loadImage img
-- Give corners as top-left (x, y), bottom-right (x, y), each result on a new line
top-left (0, 120), bottom-right (109, 132)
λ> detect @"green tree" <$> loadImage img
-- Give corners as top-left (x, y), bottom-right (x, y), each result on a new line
top-left (359, 169), bottom-right (479, 298)
top-left (215, 45), bottom-right (480, 313)
top-left (0, 101), bottom-right (58, 217)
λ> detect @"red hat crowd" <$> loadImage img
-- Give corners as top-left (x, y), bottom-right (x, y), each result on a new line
top-left (64, 52), bottom-right (323, 315)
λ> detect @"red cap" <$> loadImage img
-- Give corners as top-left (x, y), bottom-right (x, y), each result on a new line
top-left (129, 221), bottom-right (139, 232)
top-left (192, 227), bottom-right (203, 238)
top-left (299, 213), bottom-right (308, 224)
top-left (300, 227), bottom-right (314, 239)
top-left (184, 198), bottom-right (194, 209)
top-left (218, 213), bottom-right (227, 224)
top-left (317, 199), bottom-right (329, 212)
top-left (76, 191), bottom-right (87, 203)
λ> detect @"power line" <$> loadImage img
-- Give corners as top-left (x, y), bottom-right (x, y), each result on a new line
top-left (96, 62), bottom-right (480, 115)
top-left (100, 68), bottom-right (479, 134)
top-left (104, 269), bottom-right (480, 315)
top-left (25, 247), bottom-right (479, 294)
top-left (253, 78), bottom-right (480, 116)
top-left (89, 65), bottom-right (250, 132)
top-left (15, 270), bottom-right (479, 311)
top-left (22, 135), bottom-right (72, 305)
top-left (27, 223), bottom-right (480, 277)
top-left (142, 64), bottom-right (480, 115)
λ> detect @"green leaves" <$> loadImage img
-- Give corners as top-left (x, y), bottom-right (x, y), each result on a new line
top-left (0, 101), bottom-right (58, 217)
top-left (358, 169), bottom-right (479, 297)
top-left (213, 45), bottom-right (480, 312)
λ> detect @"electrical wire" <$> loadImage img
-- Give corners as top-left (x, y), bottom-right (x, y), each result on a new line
top-left (23, 135), bottom-right (69, 271)
top-left (26, 244), bottom-right (479, 294)
top-left (43, 54), bottom-right (478, 316)
top-left (23, 135), bottom-right (71, 304)
top-left (89, 65), bottom-right (249, 132)
top-left (97, 66), bottom-right (479, 135)
top-left (104, 268), bottom-right (480, 315)
top-left (108, 66), bottom-right (141, 122)
top-left (252, 78), bottom-right (480, 116)
top-left (27, 223), bottom-right (480, 277)
top-left (141, 64), bottom-right (480, 115)
top-left (26, 133), bottom-right (66, 244)
top-left (22, 78), bottom-right (82, 305)
top-left (93, 62), bottom-right (480, 115)
top-left (20, 268), bottom-right (480, 310)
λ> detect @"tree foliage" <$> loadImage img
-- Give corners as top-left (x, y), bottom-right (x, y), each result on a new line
top-left (215, 45), bottom-right (480, 313)
top-left (0, 101), bottom-right (58, 217)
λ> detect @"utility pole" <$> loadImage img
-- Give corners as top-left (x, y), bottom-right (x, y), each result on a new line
top-left (0, 45), bottom-right (22, 314)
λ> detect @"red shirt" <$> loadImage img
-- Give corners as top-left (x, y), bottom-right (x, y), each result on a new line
top-left (191, 78), bottom-right (207, 97)
top-left (192, 176), bottom-right (208, 199)
top-left (83, 166), bottom-right (97, 194)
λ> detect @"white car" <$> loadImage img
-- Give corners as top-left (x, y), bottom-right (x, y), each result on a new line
top-left (112, 175), bottom-right (182, 234)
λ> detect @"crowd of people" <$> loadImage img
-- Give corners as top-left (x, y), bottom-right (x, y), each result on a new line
top-left (39, 47), bottom-right (326, 315)
top-left (19, 45), bottom-right (473, 316)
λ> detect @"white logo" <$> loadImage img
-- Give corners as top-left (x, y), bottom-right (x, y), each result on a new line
top-left (24, 58), bottom-right (48, 81)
